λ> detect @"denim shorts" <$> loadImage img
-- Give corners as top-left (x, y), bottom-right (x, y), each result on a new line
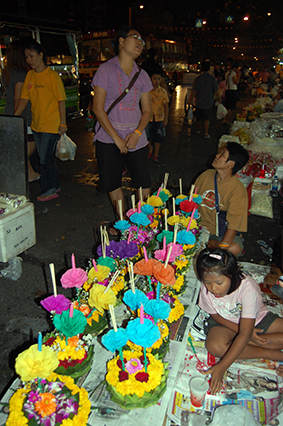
top-left (204, 311), bottom-right (279, 336)
top-left (145, 121), bottom-right (166, 144)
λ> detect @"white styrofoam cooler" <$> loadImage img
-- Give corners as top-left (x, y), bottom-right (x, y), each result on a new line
top-left (0, 202), bottom-right (36, 263)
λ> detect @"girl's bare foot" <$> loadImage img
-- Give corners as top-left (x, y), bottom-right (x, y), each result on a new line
top-left (276, 365), bottom-right (283, 376)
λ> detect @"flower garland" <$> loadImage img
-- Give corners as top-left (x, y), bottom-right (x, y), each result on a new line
top-left (6, 373), bottom-right (91, 426)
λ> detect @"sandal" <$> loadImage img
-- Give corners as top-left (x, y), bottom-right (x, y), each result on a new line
top-left (37, 193), bottom-right (58, 202)
top-left (152, 156), bottom-right (159, 163)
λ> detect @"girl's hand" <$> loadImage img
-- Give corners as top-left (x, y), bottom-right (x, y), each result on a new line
top-left (59, 124), bottom-right (68, 135)
top-left (115, 138), bottom-right (128, 154)
top-left (251, 328), bottom-right (270, 346)
top-left (163, 118), bottom-right (168, 127)
top-left (125, 132), bottom-right (140, 150)
top-left (201, 364), bottom-right (225, 395)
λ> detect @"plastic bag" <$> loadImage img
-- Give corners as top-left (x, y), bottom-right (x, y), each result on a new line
top-left (0, 257), bottom-right (23, 281)
top-left (187, 105), bottom-right (194, 120)
top-left (210, 405), bottom-right (260, 426)
top-left (55, 134), bottom-right (77, 161)
top-left (216, 102), bottom-right (228, 120)
top-left (249, 193), bottom-right (273, 219)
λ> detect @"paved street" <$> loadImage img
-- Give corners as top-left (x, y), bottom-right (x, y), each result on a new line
top-left (0, 86), bottom-right (282, 397)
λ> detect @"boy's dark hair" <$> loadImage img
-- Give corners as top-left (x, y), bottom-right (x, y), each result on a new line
top-left (24, 40), bottom-right (47, 65)
top-left (201, 61), bottom-right (210, 72)
top-left (226, 142), bottom-right (249, 175)
top-left (113, 26), bottom-right (137, 55)
top-left (149, 65), bottom-right (162, 78)
top-left (196, 248), bottom-right (245, 295)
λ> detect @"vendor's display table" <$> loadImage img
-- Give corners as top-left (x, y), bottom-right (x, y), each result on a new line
top-left (1, 263), bottom-right (283, 426)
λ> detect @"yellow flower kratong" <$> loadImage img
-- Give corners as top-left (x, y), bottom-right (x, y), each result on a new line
top-left (106, 350), bottom-right (164, 398)
top-left (15, 344), bottom-right (59, 382)
top-left (88, 284), bottom-right (116, 313)
top-left (6, 373), bottom-right (91, 426)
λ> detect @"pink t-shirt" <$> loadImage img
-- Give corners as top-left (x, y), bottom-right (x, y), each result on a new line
top-left (198, 275), bottom-right (268, 325)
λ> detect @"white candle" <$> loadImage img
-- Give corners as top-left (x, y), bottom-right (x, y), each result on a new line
top-left (173, 223), bottom-right (178, 243)
top-left (189, 185), bottom-right (195, 201)
top-left (179, 178), bottom-right (182, 195)
top-left (164, 245), bottom-right (173, 268)
top-left (173, 197), bottom-right (176, 216)
top-left (104, 270), bottom-right (120, 293)
top-left (131, 194), bottom-right (135, 210)
top-left (164, 208), bottom-right (168, 231)
top-left (49, 263), bottom-right (57, 297)
top-left (139, 187), bottom-right (143, 202)
top-left (163, 172), bottom-right (169, 190)
top-left (109, 304), bottom-right (117, 332)
top-left (118, 199), bottom-right (123, 221)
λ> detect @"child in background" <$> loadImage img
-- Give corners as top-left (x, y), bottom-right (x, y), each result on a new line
top-left (196, 248), bottom-right (283, 395)
top-left (146, 68), bottom-right (169, 163)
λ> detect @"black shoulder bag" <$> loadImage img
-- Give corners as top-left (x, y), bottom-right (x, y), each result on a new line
top-left (92, 68), bottom-right (141, 134)
top-left (214, 172), bottom-right (228, 237)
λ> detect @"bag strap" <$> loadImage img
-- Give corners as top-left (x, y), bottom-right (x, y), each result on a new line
top-left (214, 171), bottom-right (220, 236)
top-left (106, 68), bottom-right (141, 115)
top-left (95, 68), bottom-right (141, 133)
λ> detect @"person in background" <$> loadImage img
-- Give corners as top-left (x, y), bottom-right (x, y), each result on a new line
top-left (194, 142), bottom-right (249, 257)
top-left (146, 67), bottom-right (169, 163)
top-left (3, 40), bottom-right (40, 182)
top-left (214, 62), bottom-right (224, 84)
top-left (15, 40), bottom-right (67, 202)
top-left (188, 60), bottom-right (219, 138)
top-left (223, 62), bottom-right (240, 125)
top-left (141, 48), bottom-right (171, 100)
top-left (91, 26), bottom-right (152, 222)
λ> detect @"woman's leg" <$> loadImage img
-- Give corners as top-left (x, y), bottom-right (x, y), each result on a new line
top-left (27, 141), bottom-right (40, 181)
top-left (33, 131), bottom-right (60, 196)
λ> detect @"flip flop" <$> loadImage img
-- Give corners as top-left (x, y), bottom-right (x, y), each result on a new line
top-left (37, 193), bottom-right (58, 202)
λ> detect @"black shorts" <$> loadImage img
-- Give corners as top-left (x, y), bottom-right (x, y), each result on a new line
top-left (225, 90), bottom-right (238, 110)
top-left (95, 141), bottom-right (151, 193)
top-left (195, 107), bottom-right (213, 122)
top-left (204, 311), bottom-right (279, 336)
top-left (145, 121), bottom-right (166, 144)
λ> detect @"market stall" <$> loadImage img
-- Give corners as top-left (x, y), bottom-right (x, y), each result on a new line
top-left (1, 180), bottom-right (283, 426)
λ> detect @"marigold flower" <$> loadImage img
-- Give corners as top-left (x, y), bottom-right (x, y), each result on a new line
top-left (35, 392), bottom-right (56, 417)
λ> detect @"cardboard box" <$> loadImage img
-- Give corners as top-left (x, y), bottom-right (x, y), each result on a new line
top-left (0, 202), bottom-right (36, 262)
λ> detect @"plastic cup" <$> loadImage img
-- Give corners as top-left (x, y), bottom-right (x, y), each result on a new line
top-left (189, 376), bottom-right (209, 407)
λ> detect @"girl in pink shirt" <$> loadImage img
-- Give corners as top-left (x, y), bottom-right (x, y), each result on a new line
top-left (197, 248), bottom-right (283, 394)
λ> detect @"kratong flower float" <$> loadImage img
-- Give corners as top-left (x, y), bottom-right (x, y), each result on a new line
top-left (43, 304), bottom-right (94, 379)
top-left (102, 296), bottom-right (169, 409)
top-left (6, 338), bottom-right (91, 426)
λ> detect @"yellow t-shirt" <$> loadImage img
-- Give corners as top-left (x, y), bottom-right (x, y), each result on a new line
top-left (21, 67), bottom-right (66, 133)
top-left (150, 86), bottom-right (169, 122)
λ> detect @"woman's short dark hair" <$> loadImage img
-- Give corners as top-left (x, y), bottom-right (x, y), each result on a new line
top-left (24, 40), bottom-right (47, 65)
top-left (196, 248), bottom-right (245, 295)
top-left (113, 26), bottom-right (137, 55)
